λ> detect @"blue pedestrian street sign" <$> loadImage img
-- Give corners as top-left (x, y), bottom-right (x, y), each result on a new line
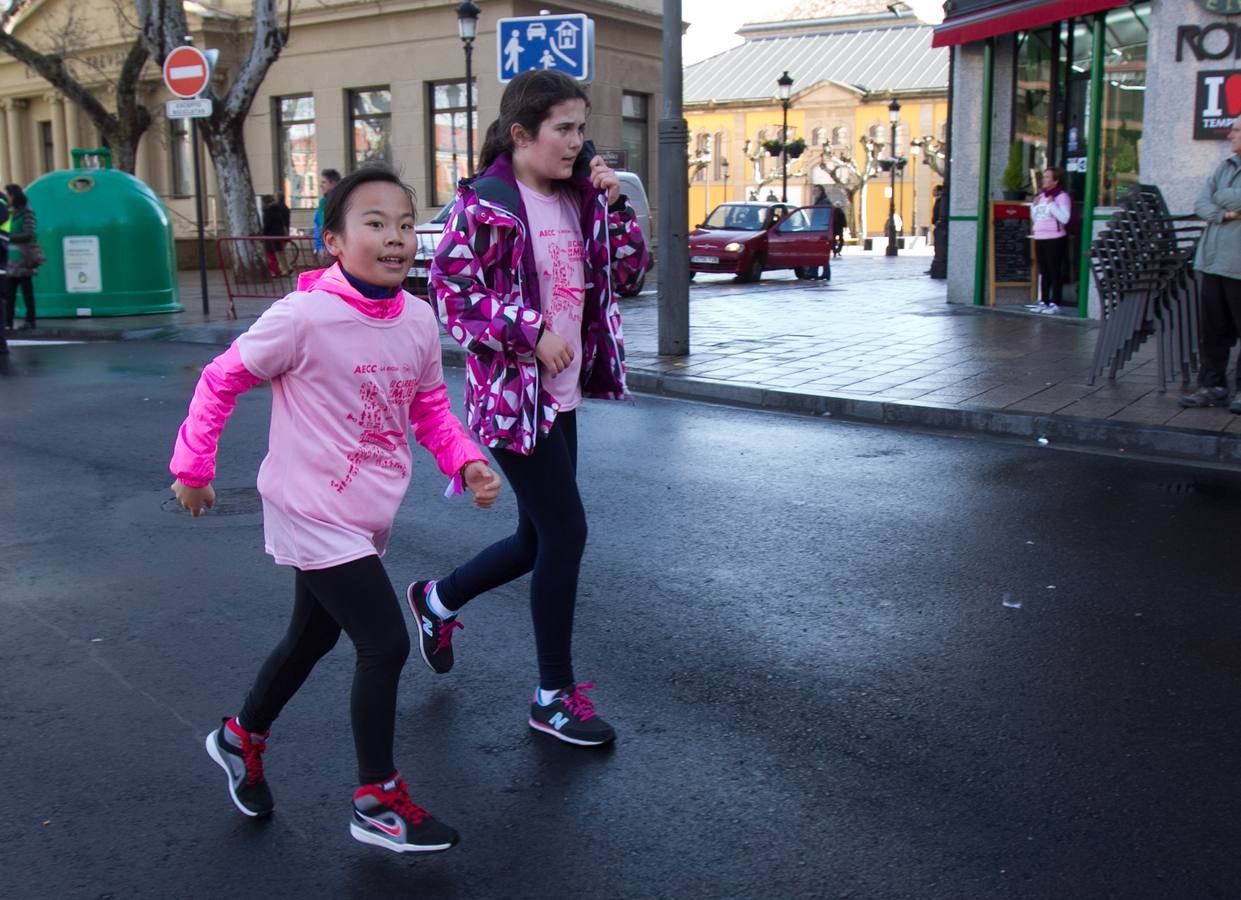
top-left (496, 14), bottom-right (594, 83)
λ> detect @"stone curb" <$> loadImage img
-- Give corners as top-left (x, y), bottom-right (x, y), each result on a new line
top-left (20, 322), bottom-right (1238, 467)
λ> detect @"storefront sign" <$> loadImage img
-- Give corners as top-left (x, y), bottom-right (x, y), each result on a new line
top-left (1195, 69), bottom-right (1241, 137)
top-left (1194, 0), bottom-right (1241, 15)
top-left (1178, 24), bottom-right (1241, 61)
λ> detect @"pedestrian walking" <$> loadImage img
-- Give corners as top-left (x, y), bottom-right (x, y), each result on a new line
top-left (423, 70), bottom-right (649, 748)
top-left (261, 193), bottom-right (291, 276)
top-left (1180, 115), bottom-right (1241, 410)
top-left (168, 166), bottom-right (502, 854)
top-left (312, 167), bottom-right (341, 261)
top-left (809, 185), bottom-right (832, 280)
top-left (1029, 167), bottom-right (1071, 314)
top-left (832, 200), bottom-right (846, 259)
top-left (5, 184), bottom-right (41, 331)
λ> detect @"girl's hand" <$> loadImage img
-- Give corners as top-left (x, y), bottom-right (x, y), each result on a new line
top-left (462, 461), bottom-right (501, 509)
top-left (171, 479), bottom-right (215, 517)
top-left (536, 329), bottom-right (574, 375)
top-left (589, 156), bottom-right (621, 205)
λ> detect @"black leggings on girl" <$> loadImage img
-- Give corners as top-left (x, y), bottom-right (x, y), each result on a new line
top-left (435, 410), bottom-right (585, 691)
top-left (238, 555), bottom-right (410, 785)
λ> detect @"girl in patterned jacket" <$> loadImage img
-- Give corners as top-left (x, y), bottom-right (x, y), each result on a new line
top-left (169, 166), bottom-right (501, 855)
top-left (419, 70), bottom-right (649, 747)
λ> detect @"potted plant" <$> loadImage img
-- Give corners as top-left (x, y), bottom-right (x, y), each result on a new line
top-left (784, 137), bottom-right (806, 159)
top-left (1000, 140), bottom-right (1028, 200)
top-left (762, 139), bottom-right (783, 157)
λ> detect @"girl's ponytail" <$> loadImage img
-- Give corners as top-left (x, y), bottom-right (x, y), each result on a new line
top-left (477, 119), bottom-right (510, 172)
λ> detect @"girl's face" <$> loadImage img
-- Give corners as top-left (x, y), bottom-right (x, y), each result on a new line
top-left (511, 98), bottom-right (587, 193)
top-left (1041, 169), bottom-right (1059, 191)
top-left (322, 181), bottom-right (415, 289)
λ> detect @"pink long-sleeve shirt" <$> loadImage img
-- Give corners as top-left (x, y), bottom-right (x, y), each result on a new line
top-left (170, 265), bottom-right (485, 570)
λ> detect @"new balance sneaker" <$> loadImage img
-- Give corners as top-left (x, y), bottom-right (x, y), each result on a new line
top-left (1179, 386), bottom-right (1230, 408)
top-left (1038, 302), bottom-right (1060, 315)
top-left (205, 717), bottom-right (273, 817)
top-left (350, 775), bottom-right (459, 853)
top-left (528, 682), bottom-right (616, 747)
top-left (407, 580), bottom-right (463, 675)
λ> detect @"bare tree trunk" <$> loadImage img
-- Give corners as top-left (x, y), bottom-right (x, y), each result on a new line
top-left (0, 25), bottom-right (151, 174)
top-left (139, 0), bottom-right (285, 241)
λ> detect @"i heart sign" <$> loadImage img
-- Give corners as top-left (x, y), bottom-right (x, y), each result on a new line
top-left (1228, 73), bottom-right (1241, 117)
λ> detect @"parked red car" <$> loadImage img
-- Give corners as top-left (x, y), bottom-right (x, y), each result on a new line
top-left (689, 201), bottom-right (835, 281)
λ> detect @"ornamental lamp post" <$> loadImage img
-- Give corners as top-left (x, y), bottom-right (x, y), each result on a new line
top-left (886, 97), bottom-right (901, 257)
top-left (777, 70), bottom-right (793, 202)
top-left (457, 0), bottom-right (481, 177)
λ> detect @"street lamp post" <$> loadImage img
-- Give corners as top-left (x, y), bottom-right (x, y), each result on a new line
top-left (457, 0), bottom-right (481, 177)
top-left (886, 97), bottom-right (901, 257)
top-left (777, 71), bottom-right (793, 203)
top-left (722, 156), bottom-right (730, 200)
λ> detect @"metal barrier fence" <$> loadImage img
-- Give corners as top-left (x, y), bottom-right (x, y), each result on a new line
top-left (216, 236), bottom-right (320, 319)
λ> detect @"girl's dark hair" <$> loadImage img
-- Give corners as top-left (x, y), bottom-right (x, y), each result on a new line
top-left (6, 184), bottom-right (27, 209)
top-left (1043, 167), bottom-right (1063, 185)
top-left (321, 165), bottom-right (416, 235)
top-left (478, 70), bottom-right (591, 171)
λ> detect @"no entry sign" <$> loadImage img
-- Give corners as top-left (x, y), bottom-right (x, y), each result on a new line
top-left (163, 46), bottom-right (210, 99)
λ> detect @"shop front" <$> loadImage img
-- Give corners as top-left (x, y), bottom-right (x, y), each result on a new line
top-left (935, 0), bottom-right (1237, 316)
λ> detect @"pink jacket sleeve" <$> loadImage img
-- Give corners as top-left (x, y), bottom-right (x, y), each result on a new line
top-left (169, 344), bottom-right (264, 488)
top-left (409, 384), bottom-right (487, 488)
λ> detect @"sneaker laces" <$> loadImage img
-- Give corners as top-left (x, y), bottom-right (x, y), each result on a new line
top-left (240, 734), bottom-right (267, 786)
top-left (560, 682), bottom-right (598, 721)
top-left (385, 778), bottom-right (429, 826)
top-left (435, 618), bottom-right (464, 654)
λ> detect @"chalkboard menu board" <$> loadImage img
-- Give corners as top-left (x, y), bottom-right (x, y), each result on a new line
top-left (988, 201), bottom-right (1033, 302)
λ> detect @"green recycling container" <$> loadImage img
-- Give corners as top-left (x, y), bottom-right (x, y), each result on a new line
top-left (25, 168), bottom-right (181, 317)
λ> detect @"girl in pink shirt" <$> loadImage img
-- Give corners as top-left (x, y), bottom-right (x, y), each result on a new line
top-left (169, 167), bottom-right (501, 854)
top-left (1030, 167), bottom-right (1073, 314)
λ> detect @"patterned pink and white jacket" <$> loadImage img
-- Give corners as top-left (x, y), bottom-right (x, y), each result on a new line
top-left (429, 153), bottom-right (649, 455)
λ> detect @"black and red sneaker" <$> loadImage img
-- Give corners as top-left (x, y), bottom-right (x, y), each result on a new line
top-left (407, 580), bottom-right (463, 675)
top-left (528, 682), bottom-right (616, 747)
top-left (350, 774), bottom-right (459, 853)
top-left (205, 717), bottom-right (273, 817)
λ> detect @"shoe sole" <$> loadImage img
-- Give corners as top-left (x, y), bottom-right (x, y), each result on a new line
top-left (407, 582), bottom-right (451, 675)
top-left (349, 822), bottom-right (456, 853)
top-left (528, 717), bottom-right (616, 747)
top-left (204, 730), bottom-right (270, 818)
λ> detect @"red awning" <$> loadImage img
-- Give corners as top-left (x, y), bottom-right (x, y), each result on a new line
top-left (931, 0), bottom-right (1127, 47)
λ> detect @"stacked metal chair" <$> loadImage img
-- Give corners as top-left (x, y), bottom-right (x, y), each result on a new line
top-left (1087, 184), bottom-right (1204, 390)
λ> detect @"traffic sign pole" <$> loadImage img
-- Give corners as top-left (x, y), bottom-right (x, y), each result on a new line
top-left (163, 40), bottom-right (214, 316)
top-left (192, 118), bottom-right (208, 316)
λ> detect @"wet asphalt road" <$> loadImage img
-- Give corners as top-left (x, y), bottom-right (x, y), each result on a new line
top-left (1, 341), bottom-right (1238, 899)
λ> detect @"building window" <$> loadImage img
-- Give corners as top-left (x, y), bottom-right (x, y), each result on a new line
top-left (692, 133), bottom-right (710, 182)
top-left (169, 116), bottom-right (193, 197)
top-left (274, 94), bottom-right (317, 209)
top-left (621, 92), bottom-right (649, 186)
top-left (39, 120), bottom-right (54, 173)
top-left (712, 132), bottom-right (726, 181)
top-left (831, 125), bottom-right (851, 149)
top-left (428, 81), bottom-right (477, 207)
top-left (348, 87), bottom-right (392, 171)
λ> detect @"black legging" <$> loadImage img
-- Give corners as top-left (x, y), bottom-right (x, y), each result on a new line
top-left (1035, 237), bottom-right (1067, 305)
top-left (6, 276), bottom-right (33, 328)
top-left (239, 554), bottom-right (410, 785)
top-left (436, 411), bottom-right (585, 690)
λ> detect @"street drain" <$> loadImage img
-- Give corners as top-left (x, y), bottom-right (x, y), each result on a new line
top-left (161, 486), bottom-right (263, 516)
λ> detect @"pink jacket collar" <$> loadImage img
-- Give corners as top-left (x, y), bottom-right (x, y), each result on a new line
top-left (296, 264), bottom-right (405, 320)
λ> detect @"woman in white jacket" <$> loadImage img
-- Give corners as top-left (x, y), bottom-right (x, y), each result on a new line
top-left (1029, 167), bottom-right (1072, 314)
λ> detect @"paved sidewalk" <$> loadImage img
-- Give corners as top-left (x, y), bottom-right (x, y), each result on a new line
top-left (8, 251), bottom-right (1241, 465)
